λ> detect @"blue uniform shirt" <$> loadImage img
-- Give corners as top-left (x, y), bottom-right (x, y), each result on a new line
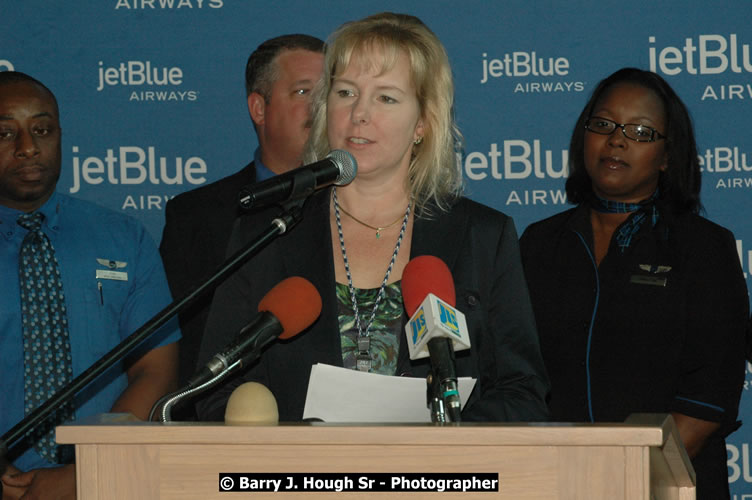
top-left (0, 192), bottom-right (180, 471)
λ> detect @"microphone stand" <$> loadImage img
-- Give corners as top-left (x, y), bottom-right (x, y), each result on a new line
top-left (0, 196), bottom-right (309, 481)
top-left (154, 316), bottom-right (282, 423)
top-left (427, 373), bottom-right (462, 423)
top-left (427, 372), bottom-right (448, 423)
top-left (426, 338), bottom-right (462, 424)
top-left (155, 359), bottom-right (242, 423)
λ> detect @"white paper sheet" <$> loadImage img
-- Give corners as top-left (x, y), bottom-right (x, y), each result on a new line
top-left (302, 363), bottom-right (476, 423)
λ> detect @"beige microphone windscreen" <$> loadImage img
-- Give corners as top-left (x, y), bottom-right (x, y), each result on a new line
top-left (224, 382), bottom-right (279, 424)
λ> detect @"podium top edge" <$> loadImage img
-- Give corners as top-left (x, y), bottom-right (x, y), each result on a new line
top-left (56, 413), bottom-right (671, 447)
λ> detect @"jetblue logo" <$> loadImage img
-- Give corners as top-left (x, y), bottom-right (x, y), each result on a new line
top-left (728, 443), bottom-right (752, 483)
top-left (438, 302), bottom-right (460, 336)
top-left (700, 146), bottom-right (752, 174)
top-left (97, 61), bottom-right (183, 91)
top-left (649, 34), bottom-right (752, 76)
top-left (96, 60), bottom-right (200, 102)
top-left (649, 34), bottom-right (752, 101)
top-left (68, 145), bottom-right (207, 194)
top-left (480, 52), bottom-right (584, 94)
top-left (481, 51), bottom-right (570, 83)
top-left (410, 308), bottom-right (427, 344)
top-left (463, 140), bottom-right (569, 181)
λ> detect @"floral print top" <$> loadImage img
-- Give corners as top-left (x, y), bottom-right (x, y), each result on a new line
top-left (336, 281), bottom-right (403, 375)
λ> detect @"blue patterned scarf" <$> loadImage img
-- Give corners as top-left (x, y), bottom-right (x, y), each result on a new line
top-left (591, 191), bottom-right (660, 253)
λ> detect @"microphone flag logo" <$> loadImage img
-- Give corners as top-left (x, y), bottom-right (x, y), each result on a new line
top-left (438, 302), bottom-right (460, 336)
top-left (406, 294), bottom-right (470, 360)
top-left (410, 307), bottom-right (428, 344)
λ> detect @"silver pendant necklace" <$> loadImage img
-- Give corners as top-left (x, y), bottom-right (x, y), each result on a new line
top-left (333, 187), bottom-right (411, 372)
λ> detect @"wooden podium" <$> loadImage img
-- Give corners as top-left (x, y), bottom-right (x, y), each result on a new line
top-left (56, 413), bottom-right (694, 499)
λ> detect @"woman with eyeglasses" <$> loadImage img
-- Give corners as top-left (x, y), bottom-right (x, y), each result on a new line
top-left (520, 67), bottom-right (748, 499)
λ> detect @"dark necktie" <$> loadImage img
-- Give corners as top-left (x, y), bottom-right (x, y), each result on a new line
top-left (17, 212), bottom-right (75, 464)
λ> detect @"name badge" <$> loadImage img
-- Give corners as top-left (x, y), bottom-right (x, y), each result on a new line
top-left (630, 275), bottom-right (667, 287)
top-left (96, 269), bottom-right (128, 281)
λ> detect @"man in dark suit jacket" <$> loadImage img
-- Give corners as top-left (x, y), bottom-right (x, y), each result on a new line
top-left (159, 34), bottom-right (324, 396)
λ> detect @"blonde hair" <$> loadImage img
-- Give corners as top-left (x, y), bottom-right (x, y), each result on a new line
top-left (304, 12), bottom-right (463, 215)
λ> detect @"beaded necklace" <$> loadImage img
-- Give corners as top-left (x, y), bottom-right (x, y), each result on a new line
top-left (332, 187), bottom-right (411, 372)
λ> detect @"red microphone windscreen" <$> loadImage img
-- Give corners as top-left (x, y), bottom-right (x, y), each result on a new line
top-left (258, 276), bottom-right (322, 339)
top-left (401, 255), bottom-right (456, 316)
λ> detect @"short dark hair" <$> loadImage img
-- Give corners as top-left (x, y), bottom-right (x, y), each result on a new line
top-left (245, 34), bottom-right (324, 99)
top-left (566, 67), bottom-right (701, 214)
top-left (0, 71), bottom-right (59, 114)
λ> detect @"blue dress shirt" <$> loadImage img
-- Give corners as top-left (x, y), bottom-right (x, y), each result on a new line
top-left (0, 192), bottom-right (180, 471)
top-left (253, 147), bottom-right (275, 182)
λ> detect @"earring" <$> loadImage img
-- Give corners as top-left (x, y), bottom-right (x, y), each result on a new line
top-left (413, 137), bottom-right (423, 145)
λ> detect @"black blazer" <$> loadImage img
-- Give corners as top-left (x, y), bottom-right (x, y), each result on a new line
top-left (196, 188), bottom-right (549, 423)
top-left (520, 203), bottom-right (748, 500)
top-left (160, 162), bottom-right (257, 387)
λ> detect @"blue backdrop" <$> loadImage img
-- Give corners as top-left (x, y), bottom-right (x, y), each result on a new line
top-left (3, 1), bottom-right (752, 494)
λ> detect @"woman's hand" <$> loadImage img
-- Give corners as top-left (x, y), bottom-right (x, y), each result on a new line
top-left (671, 412), bottom-right (721, 458)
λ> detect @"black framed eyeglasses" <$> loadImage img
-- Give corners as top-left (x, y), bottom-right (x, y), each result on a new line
top-left (585, 117), bottom-right (666, 143)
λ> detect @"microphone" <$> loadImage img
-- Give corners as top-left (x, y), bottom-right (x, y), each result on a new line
top-left (188, 276), bottom-right (322, 388)
top-left (402, 256), bottom-right (470, 422)
top-left (238, 149), bottom-right (357, 209)
top-left (224, 382), bottom-right (279, 424)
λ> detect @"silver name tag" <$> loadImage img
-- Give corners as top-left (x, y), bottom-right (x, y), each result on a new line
top-left (630, 275), bottom-right (667, 287)
top-left (96, 269), bottom-right (128, 281)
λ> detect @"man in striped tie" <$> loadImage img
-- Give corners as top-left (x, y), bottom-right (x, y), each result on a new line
top-left (0, 72), bottom-right (180, 500)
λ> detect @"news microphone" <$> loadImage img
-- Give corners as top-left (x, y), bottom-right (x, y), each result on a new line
top-left (402, 256), bottom-right (470, 422)
top-left (225, 382), bottom-right (279, 424)
top-left (188, 276), bottom-right (322, 388)
top-left (238, 149), bottom-right (357, 209)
